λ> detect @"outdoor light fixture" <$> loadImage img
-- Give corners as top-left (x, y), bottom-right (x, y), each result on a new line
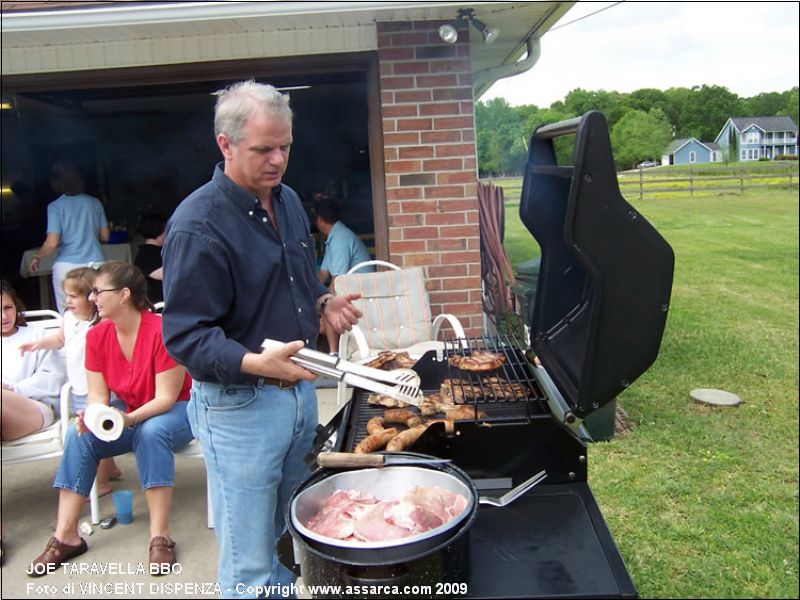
top-left (438, 22), bottom-right (459, 44)
top-left (438, 9), bottom-right (500, 44)
top-left (468, 11), bottom-right (500, 44)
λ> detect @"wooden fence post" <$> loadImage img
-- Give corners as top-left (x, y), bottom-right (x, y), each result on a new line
top-left (689, 166), bottom-right (693, 197)
top-left (740, 165), bottom-right (744, 194)
top-left (639, 167), bottom-right (643, 201)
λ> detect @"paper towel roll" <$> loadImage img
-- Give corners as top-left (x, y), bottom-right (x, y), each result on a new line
top-left (83, 403), bottom-right (125, 442)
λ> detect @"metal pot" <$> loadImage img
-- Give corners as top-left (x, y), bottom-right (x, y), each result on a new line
top-left (282, 453), bottom-right (478, 598)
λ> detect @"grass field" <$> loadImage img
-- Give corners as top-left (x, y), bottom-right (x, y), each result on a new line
top-left (496, 184), bottom-right (799, 598)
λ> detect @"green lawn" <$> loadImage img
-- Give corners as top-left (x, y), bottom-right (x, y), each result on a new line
top-left (498, 186), bottom-right (799, 598)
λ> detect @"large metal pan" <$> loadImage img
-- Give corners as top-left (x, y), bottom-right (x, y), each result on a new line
top-left (285, 453), bottom-right (478, 569)
top-left (291, 464), bottom-right (474, 550)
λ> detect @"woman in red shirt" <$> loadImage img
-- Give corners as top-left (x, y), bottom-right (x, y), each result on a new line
top-left (28, 261), bottom-right (193, 575)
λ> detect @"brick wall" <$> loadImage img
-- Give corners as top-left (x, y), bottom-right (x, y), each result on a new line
top-left (376, 20), bottom-right (483, 335)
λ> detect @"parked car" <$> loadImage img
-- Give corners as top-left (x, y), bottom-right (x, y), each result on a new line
top-left (637, 160), bottom-right (658, 168)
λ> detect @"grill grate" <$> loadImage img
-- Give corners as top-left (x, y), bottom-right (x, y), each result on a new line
top-left (343, 334), bottom-right (550, 452)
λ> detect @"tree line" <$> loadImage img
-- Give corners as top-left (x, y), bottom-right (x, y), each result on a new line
top-left (476, 85), bottom-right (799, 175)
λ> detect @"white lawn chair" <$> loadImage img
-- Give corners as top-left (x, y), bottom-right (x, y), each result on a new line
top-left (1, 311), bottom-right (66, 460)
top-left (332, 261), bottom-right (467, 406)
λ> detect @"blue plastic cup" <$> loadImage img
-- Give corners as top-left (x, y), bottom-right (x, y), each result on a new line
top-left (112, 490), bottom-right (134, 524)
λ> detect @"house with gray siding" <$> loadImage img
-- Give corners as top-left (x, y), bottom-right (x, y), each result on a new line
top-left (661, 138), bottom-right (721, 166)
top-left (715, 116), bottom-right (798, 161)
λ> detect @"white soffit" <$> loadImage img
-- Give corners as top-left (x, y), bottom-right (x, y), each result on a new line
top-left (1, 1), bottom-right (570, 76)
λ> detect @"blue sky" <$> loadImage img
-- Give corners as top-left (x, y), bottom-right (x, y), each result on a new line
top-left (482, 1), bottom-right (800, 107)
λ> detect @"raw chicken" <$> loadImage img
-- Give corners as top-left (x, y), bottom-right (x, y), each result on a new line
top-left (306, 486), bottom-right (467, 543)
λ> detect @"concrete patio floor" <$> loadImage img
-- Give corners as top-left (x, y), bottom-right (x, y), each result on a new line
top-left (1, 386), bottom-right (342, 599)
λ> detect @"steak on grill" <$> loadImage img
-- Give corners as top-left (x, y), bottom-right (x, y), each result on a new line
top-left (365, 351), bottom-right (417, 371)
top-left (367, 393), bottom-right (410, 408)
top-left (441, 376), bottom-right (530, 403)
top-left (448, 351), bottom-right (505, 372)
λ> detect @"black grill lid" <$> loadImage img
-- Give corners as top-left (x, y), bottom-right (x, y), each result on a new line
top-left (519, 111), bottom-right (674, 418)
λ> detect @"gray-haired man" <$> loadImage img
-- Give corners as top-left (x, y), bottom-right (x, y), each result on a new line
top-left (162, 81), bottom-right (361, 598)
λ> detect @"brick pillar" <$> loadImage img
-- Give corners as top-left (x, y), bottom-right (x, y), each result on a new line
top-left (376, 20), bottom-right (483, 335)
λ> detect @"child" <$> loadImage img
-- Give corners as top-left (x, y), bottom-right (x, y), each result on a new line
top-left (20, 267), bottom-right (122, 497)
top-left (1, 280), bottom-right (64, 440)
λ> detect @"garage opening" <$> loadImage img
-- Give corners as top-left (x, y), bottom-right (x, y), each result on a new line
top-left (2, 68), bottom-right (377, 309)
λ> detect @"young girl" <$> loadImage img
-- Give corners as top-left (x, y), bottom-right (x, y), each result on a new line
top-left (20, 268), bottom-right (122, 496)
top-left (1, 280), bottom-right (64, 441)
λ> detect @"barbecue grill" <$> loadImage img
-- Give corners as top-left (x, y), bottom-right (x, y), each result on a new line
top-left (281, 111), bottom-right (674, 599)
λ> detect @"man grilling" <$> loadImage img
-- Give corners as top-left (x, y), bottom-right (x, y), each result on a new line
top-left (161, 80), bottom-right (362, 598)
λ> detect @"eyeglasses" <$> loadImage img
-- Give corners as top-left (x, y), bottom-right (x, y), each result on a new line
top-left (90, 287), bottom-right (122, 296)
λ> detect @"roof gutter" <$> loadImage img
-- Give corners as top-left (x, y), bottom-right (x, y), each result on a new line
top-left (0, 1), bottom-right (496, 31)
top-left (472, 35), bottom-right (541, 100)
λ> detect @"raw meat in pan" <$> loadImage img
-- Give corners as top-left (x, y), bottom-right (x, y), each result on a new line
top-left (307, 486), bottom-right (468, 543)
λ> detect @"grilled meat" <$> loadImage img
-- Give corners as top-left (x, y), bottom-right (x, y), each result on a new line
top-left (367, 393), bottom-right (410, 409)
top-left (441, 405), bottom-right (487, 421)
top-left (448, 350), bottom-right (505, 372)
top-left (441, 376), bottom-right (530, 403)
top-left (383, 408), bottom-right (422, 428)
top-left (366, 416), bottom-right (387, 436)
top-left (419, 392), bottom-right (454, 416)
top-left (365, 351), bottom-right (417, 371)
top-left (386, 424), bottom-right (428, 451)
top-left (354, 428), bottom-right (398, 454)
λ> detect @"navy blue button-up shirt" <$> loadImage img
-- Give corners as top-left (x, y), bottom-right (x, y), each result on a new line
top-left (161, 164), bottom-right (328, 385)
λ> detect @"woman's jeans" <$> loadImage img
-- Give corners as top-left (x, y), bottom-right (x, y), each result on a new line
top-left (188, 379), bottom-right (318, 599)
top-left (54, 401), bottom-right (193, 495)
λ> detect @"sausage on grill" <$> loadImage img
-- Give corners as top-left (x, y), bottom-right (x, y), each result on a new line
top-left (386, 424), bottom-right (428, 452)
top-left (354, 428), bottom-right (399, 454)
top-left (383, 408), bottom-right (422, 428)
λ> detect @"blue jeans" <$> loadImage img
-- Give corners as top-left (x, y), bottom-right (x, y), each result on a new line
top-left (188, 379), bottom-right (318, 599)
top-left (70, 392), bottom-right (88, 414)
top-left (54, 402), bottom-right (193, 496)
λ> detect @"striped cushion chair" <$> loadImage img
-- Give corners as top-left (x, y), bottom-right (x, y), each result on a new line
top-left (332, 261), bottom-right (466, 405)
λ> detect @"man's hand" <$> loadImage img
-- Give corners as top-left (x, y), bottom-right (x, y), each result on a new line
top-left (241, 340), bottom-right (316, 383)
top-left (322, 293), bottom-right (363, 334)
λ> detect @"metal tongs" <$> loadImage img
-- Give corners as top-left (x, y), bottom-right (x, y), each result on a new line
top-left (261, 339), bottom-right (424, 406)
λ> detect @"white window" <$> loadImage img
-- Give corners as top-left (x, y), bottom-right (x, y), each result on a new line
top-left (746, 131), bottom-right (759, 144)
top-left (689, 151), bottom-right (696, 163)
top-left (741, 149), bottom-right (760, 160)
